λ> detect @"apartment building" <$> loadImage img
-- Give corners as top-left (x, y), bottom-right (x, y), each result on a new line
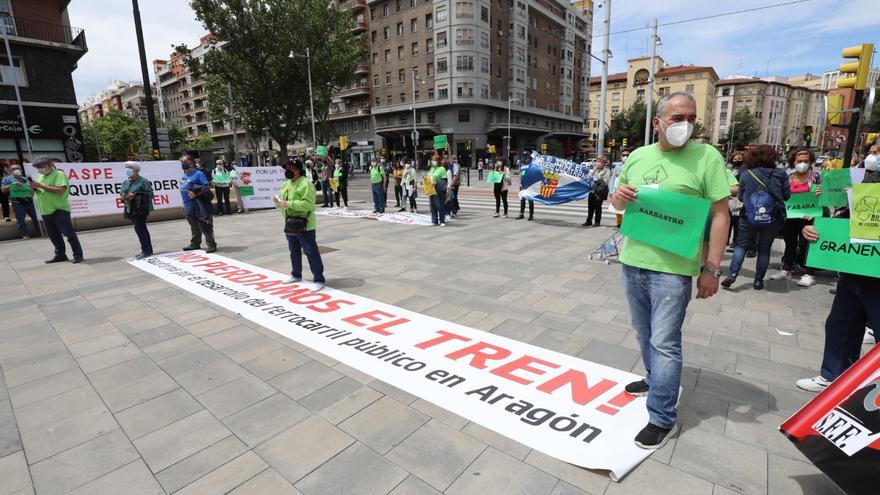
top-left (0, 0), bottom-right (87, 165)
top-left (331, 0), bottom-right (593, 167)
top-left (711, 77), bottom-right (826, 148)
top-left (78, 80), bottom-right (158, 125)
top-left (152, 34), bottom-right (245, 158)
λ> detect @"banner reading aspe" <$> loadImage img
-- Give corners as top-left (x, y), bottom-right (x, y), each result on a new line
top-left (519, 154), bottom-right (592, 205)
top-left (24, 161), bottom-right (182, 217)
top-left (850, 184), bottom-right (880, 241)
top-left (130, 252), bottom-right (655, 481)
top-left (780, 345), bottom-right (880, 495)
top-left (785, 186), bottom-right (822, 219)
top-left (805, 218), bottom-right (880, 278)
top-left (620, 186), bottom-right (711, 259)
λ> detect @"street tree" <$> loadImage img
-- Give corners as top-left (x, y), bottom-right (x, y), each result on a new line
top-left (719, 108), bottom-right (761, 148)
top-left (607, 100), bottom-right (648, 148)
top-left (81, 109), bottom-right (146, 161)
top-left (189, 0), bottom-right (363, 158)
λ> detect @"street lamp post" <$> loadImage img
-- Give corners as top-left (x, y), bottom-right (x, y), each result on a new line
top-left (132, 0), bottom-right (160, 159)
top-left (289, 49), bottom-right (317, 150)
top-left (644, 18), bottom-right (660, 146)
top-left (726, 121), bottom-right (738, 161)
top-left (411, 69), bottom-right (425, 167)
top-left (506, 97), bottom-right (521, 162)
top-left (596, 0), bottom-right (612, 158)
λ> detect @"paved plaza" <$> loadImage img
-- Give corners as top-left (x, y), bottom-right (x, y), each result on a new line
top-left (0, 178), bottom-right (860, 495)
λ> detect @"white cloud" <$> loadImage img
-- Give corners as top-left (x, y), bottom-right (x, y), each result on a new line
top-left (68, 0), bottom-right (204, 103)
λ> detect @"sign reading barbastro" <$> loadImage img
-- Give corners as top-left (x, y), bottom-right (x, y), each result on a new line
top-left (130, 252), bottom-right (657, 481)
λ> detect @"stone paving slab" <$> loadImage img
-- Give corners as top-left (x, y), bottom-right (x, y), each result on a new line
top-left (0, 182), bottom-right (865, 494)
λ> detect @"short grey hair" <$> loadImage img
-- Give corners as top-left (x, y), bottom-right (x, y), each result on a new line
top-left (656, 91), bottom-right (697, 119)
top-left (32, 155), bottom-right (55, 167)
top-left (124, 161), bottom-right (140, 172)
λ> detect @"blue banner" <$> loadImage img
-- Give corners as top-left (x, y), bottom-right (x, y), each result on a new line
top-left (519, 154), bottom-right (592, 205)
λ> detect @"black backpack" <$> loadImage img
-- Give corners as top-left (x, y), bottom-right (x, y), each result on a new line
top-left (593, 179), bottom-right (609, 201)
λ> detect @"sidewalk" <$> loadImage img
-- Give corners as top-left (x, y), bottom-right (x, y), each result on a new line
top-left (0, 186), bottom-right (856, 495)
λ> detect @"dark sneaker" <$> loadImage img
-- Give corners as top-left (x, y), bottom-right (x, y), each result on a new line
top-left (135, 252), bottom-right (152, 260)
top-left (721, 277), bottom-right (736, 289)
top-left (71, 257), bottom-right (84, 264)
top-left (624, 379), bottom-right (650, 397)
top-left (753, 279), bottom-right (764, 290)
top-left (515, 215), bottom-right (524, 220)
top-left (746, 250), bottom-right (757, 258)
top-left (182, 245), bottom-right (200, 251)
top-left (45, 255), bottom-right (69, 264)
top-left (634, 423), bottom-right (680, 450)
top-left (205, 246), bottom-right (217, 254)
top-left (527, 216), bottom-right (534, 221)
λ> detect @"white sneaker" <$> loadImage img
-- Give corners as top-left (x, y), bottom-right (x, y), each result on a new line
top-left (797, 274), bottom-right (817, 287)
top-left (283, 277), bottom-right (302, 284)
top-left (493, 213), bottom-right (500, 218)
top-left (865, 327), bottom-right (875, 344)
top-left (769, 270), bottom-right (792, 281)
top-left (312, 282), bottom-right (325, 292)
top-left (440, 222), bottom-right (446, 227)
top-left (796, 375), bottom-right (831, 393)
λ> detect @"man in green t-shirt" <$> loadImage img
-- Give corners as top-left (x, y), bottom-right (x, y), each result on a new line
top-left (610, 92), bottom-right (730, 450)
top-left (30, 156), bottom-right (85, 263)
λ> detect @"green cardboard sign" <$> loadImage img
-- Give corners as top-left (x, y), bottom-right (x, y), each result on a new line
top-left (850, 183), bottom-right (880, 241)
top-left (8, 182), bottom-right (31, 199)
top-left (819, 169), bottom-right (852, 207)
top-left (785, 186), bottom-right (822, 219)
top-left (620, 186), bottom-right (711, 259)
top-left (806, 217), bottom-right (880, 277)
top-left (316, 145), bottom-right (328, 157)
top-left (434, 135), bottom-right (447, 150)
top-left (239, 185), bottom-right (254, 197)
top-left (487, 171), bottom-right (503, 183)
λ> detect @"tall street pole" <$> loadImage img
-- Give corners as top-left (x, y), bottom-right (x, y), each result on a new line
top-left (227, 82), bottom-right (239, 165)
top-left (842, 89), bottom-right (864, 169)
top-left (596, 0), bottom-right (611, 158)
top-left (411, 68), bottom-right (419, 165)
top-left (306, 48), bottom-right (317, 149)
top-left (1, 25), bottom-right (31, 161)
top-left (644, 18), bottom-right (658, 146)
top-left (132, 0), bottom-right (160, 159)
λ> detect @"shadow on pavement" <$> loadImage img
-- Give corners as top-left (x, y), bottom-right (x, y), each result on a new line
top-left (219, 245), bottom-right (248, 253)
top-left (790, 473), bottom-right (846, 494)
top-left (329, 277), bottom-right (366, 289)
top-left (680, 367), bottom-right (775, 434)
top-left (83, 256), bottom-right (124, 264)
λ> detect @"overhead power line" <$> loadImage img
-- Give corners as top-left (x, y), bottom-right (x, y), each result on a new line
top-left (593, 0), bottom-right (812, 38)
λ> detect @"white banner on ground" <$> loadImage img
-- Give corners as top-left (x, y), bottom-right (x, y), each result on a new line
top-left (130, 252), bottom-right (653, 480)
top-left (235, 167), bottom-right (287, 209)
top-left (315, 207), bottom-right (434, 226)
top-left (24, 161), bottom-right (183, 218)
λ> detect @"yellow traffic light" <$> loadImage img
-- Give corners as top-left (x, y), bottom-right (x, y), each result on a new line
top-left (622, 138), bottom-right (628, 148)
top-left (339, 135), bottom-right (348, 150)
top-left (540, 143), bottom-right (548, 154)
top-left (838, 43), bottom-right (874, 90)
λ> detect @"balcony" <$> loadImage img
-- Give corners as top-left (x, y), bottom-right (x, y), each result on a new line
top-left (355, 62), bottom-right (370, 75)
top-left (337, 84), bottom-right (370, 97)
top-left (340, 0), bottom-right (367, 11)
top-left (1, 15), bottom-right (87, 58)
top-left (351, 20), bottom-right (368, 33)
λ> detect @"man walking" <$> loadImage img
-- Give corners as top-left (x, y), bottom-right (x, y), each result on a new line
top-left (611, 92), bottom-right (730, 449)
top-left (30, 156), bottom-right (84, 263)
top-left (370, 160), bottom-right (387, 213)
top-left (180, 155), bottom-right (217, 253)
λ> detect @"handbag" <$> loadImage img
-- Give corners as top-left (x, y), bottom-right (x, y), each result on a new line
top-left (284, 212), bottom-right (309, 235)
top-left (130, 193), bottom-right (151, 216)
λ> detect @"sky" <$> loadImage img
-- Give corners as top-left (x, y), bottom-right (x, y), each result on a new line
top-left (69, 0), bottom-right (879, 104)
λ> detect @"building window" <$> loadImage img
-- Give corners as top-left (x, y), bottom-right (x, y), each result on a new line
top-left (371, 31), bottom-right (377, 42)
top-left (437, 58), bottom-right (447, 73)
top-left (375, 97), bottom-right (380, 106)
top-left (426, 38), bottom-right (434, 53)
top-left (397, 22), bottom-right (404, 36)
top-left (398, 46), bottom-right (404, 59)
top-left (400, 93), bottom-right (406, 103)
top-left (636, 89), bottom-right (645, 100)
top-left (480, 32), bottom-right (489, 49)
top-left (436, 7), bottom-right (447, 22)
top-left (456, 82), bottom-right (474, 97)
top-left (481, 84), bottom-right (489, 98)
top-left (437, 31), bottom-right (447, 48)
top-left (427, 111), bottom-right (436, 122)
top-left (413, 66), bottom-right (419, 79)
top-left (384, 49), bottom-right (390, 62)
top-left (409, 42), bottom-right (417, 56)
top-left (396, 0), bottom-right (402, 12)
top-left (399, 69), bottom-right (406, 82)
top-left (685, 84), bottom-right (694, 94)
top-left (481, 57), bottom-right (489, 73)
top-left (721, 88), bottom-right (730, 96)
top-left (658, 86), bottom-right (670, 96)
top-left (720, 112), bottom-right (728, 122)
top-left (427, 88), bottom-right (435, 100)
top-left (386, 95), bottom-right (392, 105)
top-left (611, 106), bottom-right (620, 115)
top-left (456, 28), bottom-right (474, 45)
top-left (481, 5), bottom-right (489, 22)
top-left (458, 109), bottom-right (471, 122)
top-left (411, 18), bottom-right (418, 32)
top-left (383, 27), bottom-right (390, 40)
top-left (438, 85), bottom-right (448, 99)
top-left (425, 13), bottom-right (433, 28)
top-left (455, 55), bottom-right (473, 70)
top-left (372, 52), bottom-right (378, 64)
top-left (383, 3), bottom-right (389, 16)
top-left (414, 89), bottom-right (420, 101)
top-left (455, 0), bottom-right (473, 17)
top-left (373, 74), bottom-right (379, 87)
top-left (426, 62), bottom-right (434, 76)
top-left (611, 92), bottom-right (620, 101)
top-left (721, 101), bottom-right (729, 110)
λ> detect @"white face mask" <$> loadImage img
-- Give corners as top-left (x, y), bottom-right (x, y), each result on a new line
top-left (430, 160), bottom-right (437, 167)
top-left (866, 154), bottom-right (879, 171)
top-left (11, 169), bottom-right (21, 176)
top-left (661, 121), bottom-right (694, 147)
top-left (794, 162), bottom-right (810, 173)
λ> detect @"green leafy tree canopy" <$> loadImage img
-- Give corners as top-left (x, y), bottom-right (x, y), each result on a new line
top-left (81, 109), bottom-right (146, 161)
top-left (189, 0), bottom-right (363, 158)
top-left (719, 108), bottom-right (762, 149)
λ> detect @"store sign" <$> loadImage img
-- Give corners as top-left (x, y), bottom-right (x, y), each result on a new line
top-left (0, 104), bottom-right (84, 162)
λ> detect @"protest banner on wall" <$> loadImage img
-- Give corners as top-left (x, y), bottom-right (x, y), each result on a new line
top-left (780, 344), bottom-right (880, 495)
top-left (130, 252), bottom-right (657, 481)
top-left (785, 186), bottom-right (822, 219)
top-left (805, 218), bottom-right (880, 278)
top-left (519, 154), bottom-right (592, 205)
top-left (24, 161), bottom-right (182, 218)
top-left (235, 167), bottom-right (287, 209)
top-left (620, 186), bottom-right (711, 259)
top-left (850, 184), bottom-right (880, 241)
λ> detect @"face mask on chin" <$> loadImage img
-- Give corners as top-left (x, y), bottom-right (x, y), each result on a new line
top-left (661, 120), bottom-right (694, 148)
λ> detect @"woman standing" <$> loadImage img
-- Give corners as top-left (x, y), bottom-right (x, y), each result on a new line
top-left (392, 162), bottom-right (404, 208)
top-left (428, 157), bottom-right (447, 226)
top-left (274, 160), bottom-right (325, 291)
top-left (401, 161), bottom-right (418, 213)
top-left (492, 161), bottom-right (511, 218)
top-left (213, 161), bottom-right (232, 215)
top-left (121, 161), bottom-right (154, 259)
top-left (582, 157), bottom-right (611, 227)
top-left (722, 145), bottom-right (791, 290)
top-left (333, 158), bottom-right (348, 208)
top-left (0, 164), bottom-right (40, 239)
top-left (769, 149), bottom-right (821, 286)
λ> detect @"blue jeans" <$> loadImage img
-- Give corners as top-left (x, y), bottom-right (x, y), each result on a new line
top-left (371, 183), bottom-right (384, 213)
top-left (42, 210), bottom-right (83, 258)
top-left (820, 274), bottom-right (880, 381)
top-left (728, 217), bottom-right (781, 281)
top-left (131, 214), bottom-right (153, 254)
top-left (621, 264), bottom-right (693, 429)
top-left (11, 199), bottom-right (39, 237)
top-left (286, 230), bottom-right (325, 283)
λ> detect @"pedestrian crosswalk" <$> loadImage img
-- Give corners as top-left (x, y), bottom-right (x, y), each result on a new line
top-left (397, 191), bottom-right (615, 221)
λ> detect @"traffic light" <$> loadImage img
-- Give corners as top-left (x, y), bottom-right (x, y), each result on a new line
top-left (540, 143), bottom-right (548, 154)
top-left (785, 141), bottom-right (791, 153)
top-left (608, 138), bottom-right (616, 148)
top-left (622, 138), bottom-right (628, 148)
top-left (339, 135), bottom-right (348, 151)
top-left (837, 43), bottom-right (874, 90)
top-left (803, 125), bottom-right (813, 145)
top-left (465, 139), bottom-right (472, 151)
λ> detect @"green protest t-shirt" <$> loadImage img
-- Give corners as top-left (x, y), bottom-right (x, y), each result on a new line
top-left (370, 166), bottom-right (385, 184)
top-left (34, 169), bottom-right (71, 215)
top-left (618, 142), bottom-right (731, 277)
